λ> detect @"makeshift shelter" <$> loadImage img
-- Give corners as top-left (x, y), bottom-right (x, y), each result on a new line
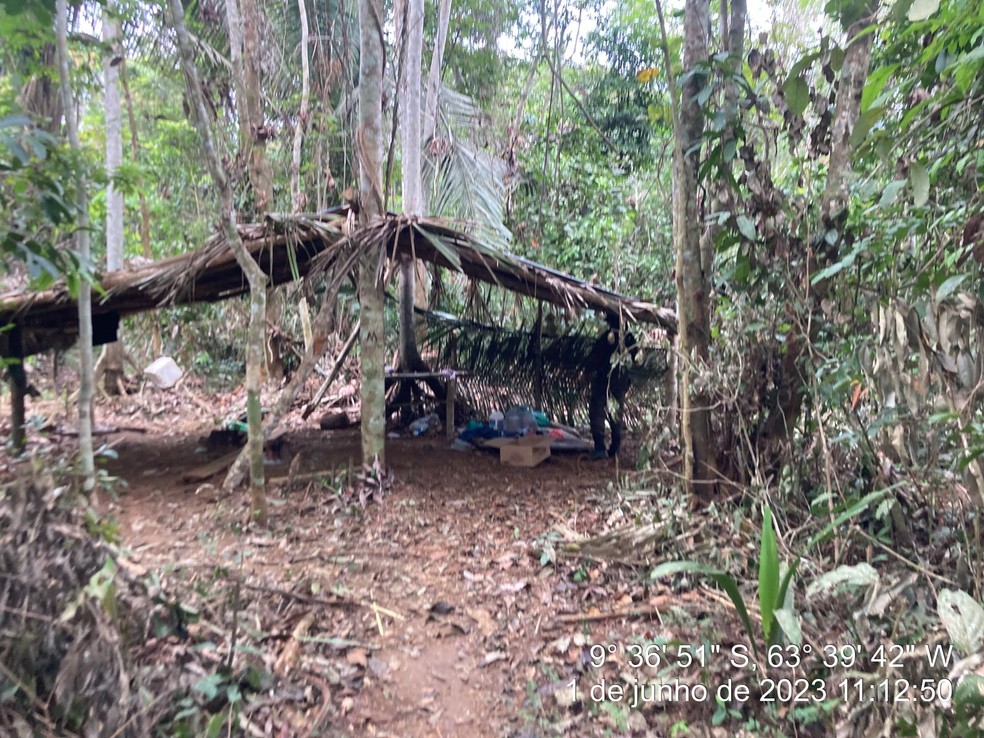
top-left (1, 207), bottom-right (676, 437)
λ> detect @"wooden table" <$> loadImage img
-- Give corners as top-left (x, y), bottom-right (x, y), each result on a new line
top-left (385, 370), bottom-right (470, 439)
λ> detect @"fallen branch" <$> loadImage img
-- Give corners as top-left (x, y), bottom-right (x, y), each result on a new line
top-left (269, 469), bottom-right (345, 486)
top-left (552, 601), bottom-right (671, 626)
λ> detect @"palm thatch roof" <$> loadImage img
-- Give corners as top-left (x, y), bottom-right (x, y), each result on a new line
top-left (0, 206), bottom-right (676, 357)
top-left (333, 212), bottom-right (677, 330)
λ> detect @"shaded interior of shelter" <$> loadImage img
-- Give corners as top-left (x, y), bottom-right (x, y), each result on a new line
top-left (413, 308), bottom-right (669, 429)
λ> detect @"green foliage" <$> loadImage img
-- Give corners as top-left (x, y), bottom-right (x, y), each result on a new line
top-left (434, 0), bottom-right (523, 102)
top-left (0, 112), bottom-right (88, 289)
top-left (651, 508), bottom-right (801, 657)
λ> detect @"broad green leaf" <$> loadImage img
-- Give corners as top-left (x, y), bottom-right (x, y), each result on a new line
top-left (651, 561), bottom-right (759, 656)
top-left (908, 0), bottom-right (941, 21)
top-left (937, 274), bottom-right (968, 300)
top-left (783, 76), bottom-right (810, 116)
top-left (774, 607), bottom-right (802, 646)
top-left (851, 106), bottom-right (884, 146)
top-left (696, 81), bottom-right (713, 106)
top-left (910, 162), bottom-right (929, 207)
top-left (878, 179), bottom-right (907, 207)
top-left (956, 46), bottom-right (984, 66)
top-left (775, 561), bottom-right (801, 645)
top-left (954, 674), bottom-right (984, 723)
top-left (736, 215), bottom-right (756, 241)
top-left (954, 61), bottom-right (978, 94)
top-left (733, 251), bottom-right (751, 283)
top-left (861, 64), bottom-right (897, 112)
top-left (723, 138), bottom-right (736, 162)
top-left (812, 251), bottom-right (855, 283)
top-left (807, 485), bottom-right (900, 549)
top-left (805, 563), bottom-right (879, 599)
top-left (759, 508), bottom-right (780, 643)
top-left (938, 589), bottom-right (984, 657)
top-left (891, 0), bottom-right (916, 19)
top-left (192, 673), bottom-right (224, 701)
top-left (788, 50), bottom-right (822, 80)
top-left (0, 114), bottom-right (32, 129)
top-left (205, 713), bottom-right (225, 738)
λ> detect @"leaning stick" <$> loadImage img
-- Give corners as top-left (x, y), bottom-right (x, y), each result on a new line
top-left (300, 320), bottom-right (360, 420)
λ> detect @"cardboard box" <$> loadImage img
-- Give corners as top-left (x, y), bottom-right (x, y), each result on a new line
top-left (485, 435), bottom-right (551, 467)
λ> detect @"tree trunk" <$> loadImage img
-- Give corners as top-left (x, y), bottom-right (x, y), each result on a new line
top-left (56, 0), bottom-right (96, 494)
top-left (757, 0), bottom-right (880, 464)
top-left (422, 0), bottom-right (451, 145)
top-left (358, 0), bottom-right (387, 468)
top-left (397, 0), bottom-right (426, 377)
top-left (224, 291), bottom-right (347, 489)
top-left (224, 0), bottom-right (249, 131)
top-left (169, 0), bottom-right (270, 525)
top-left (21, 44), bottom-right (62, 133)
top-left (673, 0), bottom-right (718, 499)
top-left (402, 0), bottom-right (423, 218)
top-left (102, 5), bottom-right (126, 394)
top-left (229, 0), bottom-right (273, 213)
top-left (290, 0), bottom-right (310, 212)
top-left (696, 0), bottom-right (745, 294)
top-left (236, 0), bottom-right (281, 380)
top-left (119, 56), bottom-right (162, 356)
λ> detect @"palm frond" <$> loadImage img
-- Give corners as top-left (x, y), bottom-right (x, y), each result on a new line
top-left (423, 84), bottom-right (512, 250)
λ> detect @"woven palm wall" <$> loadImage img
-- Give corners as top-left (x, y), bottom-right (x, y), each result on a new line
top-left (417, 310), bottom-right (669, 429)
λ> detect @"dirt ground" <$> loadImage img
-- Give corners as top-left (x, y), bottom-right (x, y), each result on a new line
top-left (4, 383), bottom-right (738, 737)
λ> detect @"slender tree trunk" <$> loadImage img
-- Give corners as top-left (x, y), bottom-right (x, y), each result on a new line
top-left (673, 0), bottom-right (718, 499)
top-left (56, 0), bottom-right (96, 494)
top-left (402, 0), bottom-right (423, 217)
top-left (8, 327), bottom-right (27, 452)
top-left (397, 0), bottom-right (426, 375)
top-left (102, 5), bottom-right (125, 394)
top-left (697, 0), bottom-right (745, 293)
top-left (226, 0), bottom-right (282, 381)
top-left (422, 0), bottom-right (451, 144)
top-left (232, 0), bottom-right (274, 213)
top-left (169, 0), bottom-right (269, 525)
top-left (290, 0), bottom-right (310, 212)
top-left (821, 5), bottom-right (878, 218)
top-left (235, 0), bottom-right (279, 383)
top-left (119, 56), bottom-right (162, 356)
top-left (358, 0), bottom-right (387, 468)
top-left (224, 0), bottom-right (249, 131)
top-left (224, 282), bottom-right (345, 488)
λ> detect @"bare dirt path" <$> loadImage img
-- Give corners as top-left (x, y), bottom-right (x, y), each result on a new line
top-left (100, 422), bottom-right (659, 737)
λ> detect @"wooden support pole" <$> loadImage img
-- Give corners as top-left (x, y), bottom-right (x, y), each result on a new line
top-left (533, 302), bottom-right (544, 411)
top-left (8, 326), bottom-right (27, 452)
top-left (446, 374), bottom-right (456, 439)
